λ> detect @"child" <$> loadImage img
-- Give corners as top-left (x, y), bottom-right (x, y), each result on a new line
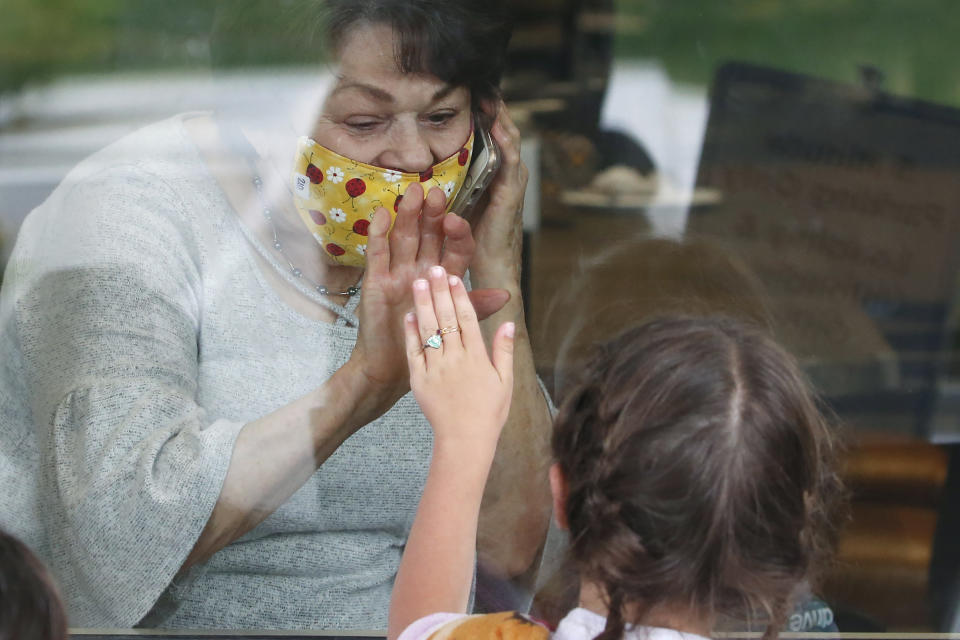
top-left (389, 266), bottom-right (845, 640)
top-left (0, 528), bottom-right (68, 640)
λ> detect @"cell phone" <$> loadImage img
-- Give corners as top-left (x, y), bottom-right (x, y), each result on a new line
top-left (448, 125), bottom-right (500, 216)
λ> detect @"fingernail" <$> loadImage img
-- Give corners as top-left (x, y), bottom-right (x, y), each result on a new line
top-left (448, 275), bottom-right (460, 287)
top-left (405, 312), bottom-right (416, 323)
top-left (414, 279), bottom-right (428, 290)
top-left (505, 322), bottom-right (515, 338)
top-left (430, 265), bottom-right (445, 278)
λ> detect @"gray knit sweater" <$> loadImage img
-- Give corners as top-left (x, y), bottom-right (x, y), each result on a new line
top-left (0, 114), bottom-right (432, 630)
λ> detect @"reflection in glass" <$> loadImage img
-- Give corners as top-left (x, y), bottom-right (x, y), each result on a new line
top-left (523, 1), bottom-right (960, 633)
top-left (1, 0), bottom-right (959, 634)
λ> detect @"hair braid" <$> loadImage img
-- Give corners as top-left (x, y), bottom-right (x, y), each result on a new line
top-left (596, 590), bottom-right (626, 640)
top-left (762, 596), bottom-right (789, 640)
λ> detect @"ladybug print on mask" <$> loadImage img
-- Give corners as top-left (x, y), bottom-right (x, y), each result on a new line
top-left (306, 163), bottom-right (324, 185)
top-left (291, 131), bottom-right (474, 267)
top-left (346, 218), bottom-right (371, 240)
top-left (344, 178), bottom-right (366, 209)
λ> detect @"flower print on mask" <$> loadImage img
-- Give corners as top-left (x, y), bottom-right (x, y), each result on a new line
top-left (326, 166), bottom-right (345, 183)
top-left (291, 131), bottom-right (474, 267)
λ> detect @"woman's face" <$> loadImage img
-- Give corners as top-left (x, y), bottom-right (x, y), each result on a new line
top-left (312, 22), bottom-right (473, 174)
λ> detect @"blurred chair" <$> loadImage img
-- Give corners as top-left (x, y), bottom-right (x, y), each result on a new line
top-left (823, 433), bottom-right (949, 630)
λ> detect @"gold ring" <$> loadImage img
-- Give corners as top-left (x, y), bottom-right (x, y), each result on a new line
top-left (438, 326), bottom-right (460, 335)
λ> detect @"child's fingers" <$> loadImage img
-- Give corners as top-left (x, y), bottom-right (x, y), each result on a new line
top-left (491, 321), bottom-right (516, 387)
top-left (448, 275), bottom-right (482, 350)
top-left (427, 266), bottom-right (462, 352)
top-left (404, 311), bottom-right (426, 374)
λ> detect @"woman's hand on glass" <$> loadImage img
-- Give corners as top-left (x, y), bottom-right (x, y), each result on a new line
top-left (404, 265), bottom-right (514, 453)
top-left (349, 182), bottom-right (509, 411)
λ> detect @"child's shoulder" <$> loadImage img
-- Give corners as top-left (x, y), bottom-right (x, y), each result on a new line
top-left (428, 611), bottom-right (551, 640)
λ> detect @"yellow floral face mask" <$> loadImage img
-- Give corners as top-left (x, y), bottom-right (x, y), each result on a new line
top-left (291, 131), bottom-right (474, 267)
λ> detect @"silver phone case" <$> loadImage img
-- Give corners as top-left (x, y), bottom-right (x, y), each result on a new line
top-left (448, 127), bottom-right (501, 216)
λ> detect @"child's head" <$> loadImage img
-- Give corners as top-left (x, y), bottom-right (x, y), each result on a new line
top-left (550, 315), bottom-right (844, 640)
top-left (0, 529), bottom-right (68, 640)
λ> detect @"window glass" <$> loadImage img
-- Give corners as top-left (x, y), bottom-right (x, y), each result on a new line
top-left (1, 0), bottom-right (957, 635)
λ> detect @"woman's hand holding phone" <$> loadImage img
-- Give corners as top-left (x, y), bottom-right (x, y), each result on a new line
top-left (439, 102), bottom-right (555, 583)
top-left (464, 102), bottom-right (528, 290)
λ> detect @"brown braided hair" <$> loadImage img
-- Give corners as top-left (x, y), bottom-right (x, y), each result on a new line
top-left (551, 315), bottom-right (845, 640)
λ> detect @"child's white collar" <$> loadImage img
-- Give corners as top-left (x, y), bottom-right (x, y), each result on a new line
top-left (556, 607), bottom-right (713, 640)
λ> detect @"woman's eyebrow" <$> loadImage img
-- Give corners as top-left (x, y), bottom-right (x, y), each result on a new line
top-left (429, 84), bottom-right (457, 104)
top-left (332, 79), bottom-right (395, 103)
top-left (331, 78), bottom-right (460, 105)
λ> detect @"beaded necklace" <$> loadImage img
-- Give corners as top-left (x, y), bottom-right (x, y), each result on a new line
top-left (249, 172), bottom-right (360, 297)
top-left (227, 122), bottom-right (361, 298)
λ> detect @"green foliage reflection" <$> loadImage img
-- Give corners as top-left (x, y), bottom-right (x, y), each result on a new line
top-left (2, 0), bottom-right (959, 107)
top-left (613, 0), bottom-right (960, 107)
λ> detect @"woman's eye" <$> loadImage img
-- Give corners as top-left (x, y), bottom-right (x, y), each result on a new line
top-left (344, 119), bottom-right (381, 132)
top-left (425, 111), bottom-right (456, 126)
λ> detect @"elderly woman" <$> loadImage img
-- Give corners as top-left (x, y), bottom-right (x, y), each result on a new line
top-left (0, 0), bottom-right (552, 630)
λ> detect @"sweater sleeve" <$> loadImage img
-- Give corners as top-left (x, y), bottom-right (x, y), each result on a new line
top-left (11, 164), bottom-right (246, 626)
